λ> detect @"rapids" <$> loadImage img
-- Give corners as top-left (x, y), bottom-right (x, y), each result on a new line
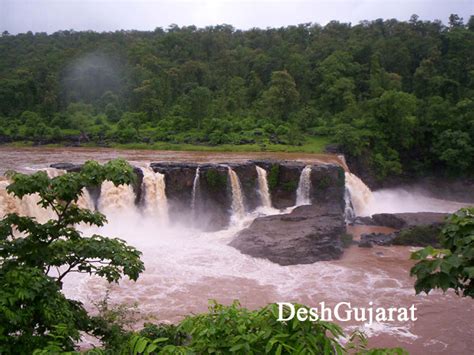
top-left (0, 147), bottom-right (473, 354)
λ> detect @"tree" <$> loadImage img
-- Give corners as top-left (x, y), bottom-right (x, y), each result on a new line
top-left (432, 129), bottom-right (474, 173)
top-left (0, 159), bottom-right (145, 352)
top-left (411, 208), bottom-right (474, 298)
top-left (448, 14), bottom-right (464, 29)
top-left (370, 90), bottom-right (418, 151)
top-left (186, 86), bottom-right (212, 129)
top-left (261, 70), bottom-right (299, 121)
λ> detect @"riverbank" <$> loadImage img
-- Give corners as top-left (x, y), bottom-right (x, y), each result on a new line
top-left (0, 136), bottom-right (331, 154)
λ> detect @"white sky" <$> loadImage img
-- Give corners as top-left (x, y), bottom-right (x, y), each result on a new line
top-left (1, 0), bottom-right (473, 34)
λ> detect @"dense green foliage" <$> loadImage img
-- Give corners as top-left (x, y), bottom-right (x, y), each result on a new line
top-left (1, 15), bottom-right (474, 177)
top-left (411, 207), bottom-right (474, 297)
top-left (0, 159), bottom-right (145, 353)
top-left (34, 301), bottom-right (407, 354)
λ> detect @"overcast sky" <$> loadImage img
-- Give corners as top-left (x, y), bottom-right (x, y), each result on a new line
top-left (1, 0), bottom-right (473, 34)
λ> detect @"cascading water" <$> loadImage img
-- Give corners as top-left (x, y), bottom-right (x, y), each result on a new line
top-left (191, 167), bottom-right (200, 213)
top-left (228, 167), bottom-right (245, 222)
top-left (77, 188), bottom-right (95, 211)
top-left (344, 187), bottom-right (356, 222)
top-left (0, 179), bottom-right (20, 218)
top-left (44, 167), bottom-right (65, 178)
top-left (141, 167), bottom-right (169, 223)
top-left (296, 165), bottom-right (312, 206)
top-left (256, 166), bottom-right (272, 208)
top-left (98, 180), bottom-right (137, 215)
top-left (344, 172), bottom-right (374, 216)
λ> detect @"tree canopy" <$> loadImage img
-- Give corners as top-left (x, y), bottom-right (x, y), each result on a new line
top-left (1, 16), bottom-right (474, 178)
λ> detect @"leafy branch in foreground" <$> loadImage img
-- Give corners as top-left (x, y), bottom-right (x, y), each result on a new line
top-left (34, 301), bottom-right (407, 355)
top-left (411, 207), bottom-right (474, 297)
top-left (0, 159), bottom-right (145, 353)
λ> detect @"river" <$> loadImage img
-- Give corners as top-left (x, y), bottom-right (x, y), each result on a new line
top-left (0, 147), bottom-right (473, 354)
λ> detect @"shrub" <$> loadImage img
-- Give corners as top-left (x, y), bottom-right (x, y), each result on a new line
top-left (267, 164), bottom-right (280, 191)
top-left (411, 208), bottom-right (474, 297)
top-left (0, 160), bottom-right (144, 353)
top-left (393, 225), bottom-right (441, 247)
top-left (205, 169), bottom-right (227, 190)
top-left (119, 301), bottom-right (407, 354)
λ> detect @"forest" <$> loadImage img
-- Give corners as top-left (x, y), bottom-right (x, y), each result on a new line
top-left (0, 14), bottom-right (473, 179)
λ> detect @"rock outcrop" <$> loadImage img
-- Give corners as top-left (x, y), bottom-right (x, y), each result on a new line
top-left (355, 212), bottom-right (448, 248)
top-left (229, 204), bottom-right (345, 265)
top-left (354, 212), bottom-right (448, 229)
top-left (50, 160), bottom-right (346, 232)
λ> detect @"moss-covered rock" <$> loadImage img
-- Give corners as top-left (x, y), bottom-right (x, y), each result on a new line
top-left (392, 225), bottom-right (442, 247)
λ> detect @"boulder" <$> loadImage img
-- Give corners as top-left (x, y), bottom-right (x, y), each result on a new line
top-left (354, 212), bottom-right (448, 248)
top-left (359, 233), bottom-right (396, 247)
top-left (229, 204), bottom-right (345, 265)
top-left (370, 212), bottom-right (448, 229)
top-left (50, 162), bottom-right (82, 172)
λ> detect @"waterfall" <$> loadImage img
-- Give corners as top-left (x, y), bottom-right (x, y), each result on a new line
top-left (344, 187), bottom-right (356, 222)
top-left (45, 168), bottom-right (95, 211)
top-left (296, 165), bottom-right (312, 206)
top-left (44, 167), bottom-right (65, 178)
top-left (77, 188), bottom-right (95, 211)
top-left (191, 167), bottom-right (200, 213)
top-left (16, 168), bottom-right (64, 222)
top-left (344, 172), bottom-right (374, 216)
top-left (98, 180), bottom-right (136, 215)
top-left (141, 167), bottom-right (169, 223)
top-left (228, 167), bottom-right (245, 221)
top-left (256, 166), bottom-right (272, 208)
top-left (0, 179), bottom-right (21, 218)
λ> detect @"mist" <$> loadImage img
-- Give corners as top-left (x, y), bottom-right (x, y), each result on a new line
top-left (61, 51), bottom-right (126, 105)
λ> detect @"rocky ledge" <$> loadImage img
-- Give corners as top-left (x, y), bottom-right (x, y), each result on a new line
top-left (353, 212), bottom-right (448, 229)
top-left (229, 204), bottom-right (345, 266)
top-left (356, 212), bottom-right (449, 248)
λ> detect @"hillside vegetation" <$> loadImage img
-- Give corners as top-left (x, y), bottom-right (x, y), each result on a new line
top-left (0, 15), bottom-right (473, 179)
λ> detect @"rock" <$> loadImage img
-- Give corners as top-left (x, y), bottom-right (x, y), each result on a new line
top-left (310, 164), bottom-right (345, 207)
top-left (270, 161), bottom-right (304, 209)
top-left (359, 233), bottom-right (396, 247)
top-left (249, 160), bottom-right (345, 210)
top-left (229, 204), bottom-right (345, 265)
top-left (132, 167), bottom-right (144, 205)
top-left (50, 163), bottom-right (82, 172)
top-left (392, 225), bottom-right (442, 247)
top-left (151, 162), bottom-right (199, 225)
top-left (370, 212), bottom-right (448, 229)
top-left (351, 216), bottom-right (376, 225)
top-left (50, 160), bottom-right (347, 233)
top-left (353, 212), bottom-right (448, 248)
top-left (197, 164), bottom-right (232, 230)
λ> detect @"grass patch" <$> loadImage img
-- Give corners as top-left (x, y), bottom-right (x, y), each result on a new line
top-left (2, 135), bottom-right (331, 154)
top-left (107, 135), bottom-right (331, 153)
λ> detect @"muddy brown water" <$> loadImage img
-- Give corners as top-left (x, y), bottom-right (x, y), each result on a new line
top-left (0, 147), bottom-right (473, 354)
top-left (0, 146), bottom-right (344, 174)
